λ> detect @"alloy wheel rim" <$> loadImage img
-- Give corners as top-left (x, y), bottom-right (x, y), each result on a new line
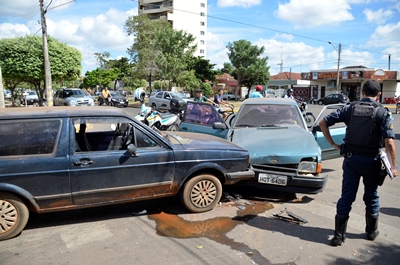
top-left (0, 200), bottom-right (17, 233)
top-left (190, 180), bottom-right (217, 208)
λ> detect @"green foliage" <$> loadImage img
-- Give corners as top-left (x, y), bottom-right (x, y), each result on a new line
top-left (176, 70), bottom-right (200, 92)
top-left (82, 68), bottom-right (119, 89)
top-left (200, 82), bottom-right (213, 98)
top-left (0, 35), bottom-right (82, 103)
top-left (187, 56), bottom-right (216, 83)
top-left (155, 28), bottom-right (197, 89)
top-left (131, 78), bottom-right (147, 89)
top-left (226, 39), bottom-right (270, 97)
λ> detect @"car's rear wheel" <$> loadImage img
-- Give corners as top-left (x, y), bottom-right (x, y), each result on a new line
top-left (180, 174), bottom-right (222, 213)
top-left (0, 192), bottom-right (29, 241)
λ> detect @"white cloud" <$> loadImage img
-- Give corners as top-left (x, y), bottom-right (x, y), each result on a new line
top-left (0, 23), bottom-right (30, 38)
top-left (368, 21), bottom-right (400, 48)
top-left (364, 8), bottom-right (393, 24)
top-left (217, 0), bottom-right (261, 8)
top-left (255, 39), bottom-right (325, 74)
top-left (274, 0), bottom-right (354, 27)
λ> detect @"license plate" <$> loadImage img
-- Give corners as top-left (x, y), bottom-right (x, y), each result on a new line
top-left (258, 174), bottom-right (287, 186)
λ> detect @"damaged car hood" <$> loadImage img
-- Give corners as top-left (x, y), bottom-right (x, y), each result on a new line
top-left (229, 126), bottom-right (321, 165)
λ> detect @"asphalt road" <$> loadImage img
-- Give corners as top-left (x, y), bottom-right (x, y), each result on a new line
top-left (1, 103), bottom-right (400, 265)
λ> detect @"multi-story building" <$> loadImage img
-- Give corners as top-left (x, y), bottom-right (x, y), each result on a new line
top-left (138, 0), bottom-right (207, 57)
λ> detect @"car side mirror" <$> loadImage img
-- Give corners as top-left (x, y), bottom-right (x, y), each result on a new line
top-left (213, 122), bottom-right (227, 130)
top-left (127, 143), bottom-right (139, 157)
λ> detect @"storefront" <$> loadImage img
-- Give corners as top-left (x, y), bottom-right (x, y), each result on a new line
top-left (304, 67), bottom-right (399, 102)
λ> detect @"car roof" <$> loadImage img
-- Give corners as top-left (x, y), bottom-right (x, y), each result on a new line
top-left (0, 106), bottom-right (131, 120)
top-left (242, 98), bottom-right (298, 106)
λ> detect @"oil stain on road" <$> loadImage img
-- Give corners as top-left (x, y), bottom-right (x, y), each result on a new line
top-left (148, 199), bottom-right (282, 265)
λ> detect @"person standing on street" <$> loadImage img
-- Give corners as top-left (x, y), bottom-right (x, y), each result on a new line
top-left (250, 85), bottom-right (264, 98)
top-left (319, 80), bottom-right (398, 247)
top-left (101, 87), bottom-right (111, 106)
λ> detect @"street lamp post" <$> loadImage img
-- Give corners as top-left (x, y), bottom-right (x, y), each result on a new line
top-left (329, 41), bottom-right (342, 94)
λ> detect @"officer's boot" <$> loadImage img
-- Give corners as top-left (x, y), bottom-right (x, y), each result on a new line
top-left (331, 214), bottom-right (349, 246)
top-left (365, 212), bottom-right (379, 241)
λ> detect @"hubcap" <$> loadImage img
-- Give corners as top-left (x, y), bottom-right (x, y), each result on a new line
top-left (190, 180), bottom-right (217, 208)
top-left (0, 200), bottom-right (17, 233)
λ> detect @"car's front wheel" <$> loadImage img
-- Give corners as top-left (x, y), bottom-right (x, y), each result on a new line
top-left (318, 100), bottom-right (323, 105)
top-left (0, 192), bottom-right (29, 241)
top-left (180, 174), bottom-right (222, 213)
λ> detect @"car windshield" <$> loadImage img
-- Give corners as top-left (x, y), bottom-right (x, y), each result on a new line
top-left (233, 104), bottom-right (306, 130)
top-left (28, 91), bottom-right (36, 95)
top-left (66, 89), bottom-right (84, 96)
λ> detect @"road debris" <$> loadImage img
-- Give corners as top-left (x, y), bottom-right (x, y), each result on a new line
top-left (273, 208), bottom-right (308, 224)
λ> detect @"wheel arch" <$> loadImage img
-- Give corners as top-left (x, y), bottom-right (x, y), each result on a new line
top-left (0, 184), bottom-right (40, 212)
top-left (180, 163), bottom-right (226, 188)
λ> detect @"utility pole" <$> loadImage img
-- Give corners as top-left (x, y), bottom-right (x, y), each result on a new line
top-left (329, 41), bottom-right (341, 94)
top-left (0, 66), bottom-right (5, 108)
top-left (39, 0), bottom-right (53, 106)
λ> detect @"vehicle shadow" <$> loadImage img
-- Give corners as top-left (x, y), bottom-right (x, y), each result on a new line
top-left (380, 207), bottom-right (400, 217)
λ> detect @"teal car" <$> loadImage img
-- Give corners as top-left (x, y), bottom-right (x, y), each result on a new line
top-left (178, 98), bottom-right (346, 194)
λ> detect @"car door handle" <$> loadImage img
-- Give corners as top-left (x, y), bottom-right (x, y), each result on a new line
top-left (181, 127), bottom-right (188, 130)
top-left (74, 159), bottom-right (93, 166)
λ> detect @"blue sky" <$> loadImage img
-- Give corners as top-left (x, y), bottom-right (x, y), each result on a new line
top-left (0, 0), bottom-right (399, 76)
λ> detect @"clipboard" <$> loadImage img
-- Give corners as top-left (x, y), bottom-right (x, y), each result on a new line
top-left (380, 149), bottom-right (394, 180)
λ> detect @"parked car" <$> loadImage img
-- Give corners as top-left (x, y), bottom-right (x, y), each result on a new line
top-left (222, 92), bottom-right (240, 100)
top-left (4, 90), bottom-right (11, 100)
top-left (148, 91), bottom-right (190, 110)
top-left (110, 91), bottom-right (128, 107)
top-left (317, 93), bottom-right (349, 105)
top-left (178, 98), bottom-right (346, 194)
top-left (0, 106), bottom-right (254, 241)
top-left (21, 91), bottom-right (47, 106)
top-left (177, 91), bottom-right (190, 99)
top-left (53, 88), bottom-right (95, 106)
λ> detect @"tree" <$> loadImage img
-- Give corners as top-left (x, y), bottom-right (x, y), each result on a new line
top-left (0, 35), bottom-right (82, 104)
top-left (155, 28), bottom-right (197, 90)
top-left (82, 68), bottom-right (119, 90)
top-left (226, 40), bottom-right (270, 98)
top-left (125, 15), bottom-right (170, 93)
top-left (200, 82), bottom-right (213, 98)
top-left (176, 70), bottom-right (200, 93)
top-left (188, 56), bottom-right (216, 83)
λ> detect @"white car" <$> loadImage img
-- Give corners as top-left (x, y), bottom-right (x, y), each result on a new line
top-left (148, 91), bottom-right (189, 110)
top-left (54, 88), bottom-right (95, 106)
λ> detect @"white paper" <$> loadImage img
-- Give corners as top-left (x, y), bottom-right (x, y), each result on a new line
top-left (380, 150), bottom-right (394, 180)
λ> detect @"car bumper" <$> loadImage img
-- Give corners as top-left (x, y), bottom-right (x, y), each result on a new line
top-left (225, 169), bottom-right (255, 185)
top-left (236, 169), bottom-right (327, 194)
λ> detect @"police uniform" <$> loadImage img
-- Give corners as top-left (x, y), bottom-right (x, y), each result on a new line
top-left (323, 98), bottom-right (395, 245)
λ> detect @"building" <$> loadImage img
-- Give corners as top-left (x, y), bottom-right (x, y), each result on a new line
top-left (267, 72), bottom-right (311, 99)
top-left (305, 66), bottom-right (399, 103)
top-left (138, 0), bottom-right (207, 57)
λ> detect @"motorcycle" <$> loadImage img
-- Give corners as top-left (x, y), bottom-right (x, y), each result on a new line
top-left (135, 102), bottom-right (152, 123)
top-left (298, 100), bottom-right (316, 126)
top-left (135, 101), bottom-right (182, 131)
top-left (145, 109), bottom-right (180, 131)
top-left (309, 96), bottom-right (317, 105)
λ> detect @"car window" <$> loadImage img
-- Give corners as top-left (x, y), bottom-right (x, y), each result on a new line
top-left (234, 104), bottom-right (305, 129)
top-left (0, 120), bottom-right (61, 156)
top-left (184, 102), bottom-right (223, 125)
top-left (156, 92), bottom-right (163, 98)
top-left (72, 118), bottom-right (161, 152)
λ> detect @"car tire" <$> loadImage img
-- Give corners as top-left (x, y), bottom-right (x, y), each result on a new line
top-left (168, 124), bottom-right (179, 131)
top-left (318, 100), bottom-right (323, 105)
top-left (151, 102), bottom-right (157, 109)
top-left (180, 174), bottom-right (222, 213)
top-left (0, 192), bottom-right (29, 241)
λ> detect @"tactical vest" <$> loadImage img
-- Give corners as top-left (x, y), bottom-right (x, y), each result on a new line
top-left (345, 101), bottom-right (385, 155)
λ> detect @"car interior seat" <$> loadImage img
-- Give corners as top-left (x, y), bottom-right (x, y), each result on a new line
top-left (77, 124), bottom-right (93, 151)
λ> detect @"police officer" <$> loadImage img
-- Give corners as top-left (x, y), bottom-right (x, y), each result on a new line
top-left (319, 80), bottom-right (398, 247)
